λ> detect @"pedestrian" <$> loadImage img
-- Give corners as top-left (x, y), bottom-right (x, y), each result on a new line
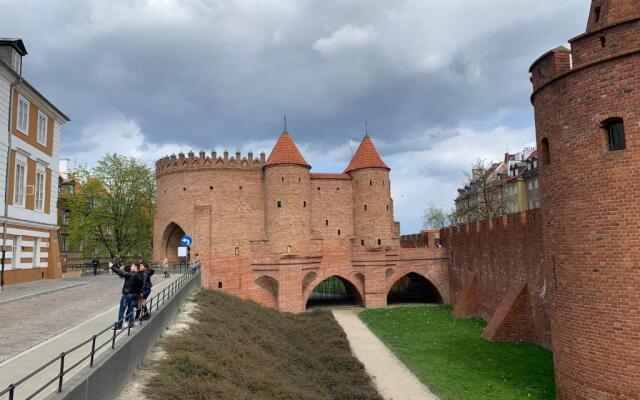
top-left (137, 263), bottom-right (155, 322)
top-left (91, 256), bottom-right (99, 276)
top-left (162, 256), bottom-right (169, 278)
top-left (110, 261), bottom-right (142, 329)
top-left (192, 253), bottom-right (201, 272)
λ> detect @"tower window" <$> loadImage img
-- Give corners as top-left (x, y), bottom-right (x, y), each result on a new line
top-left (239, 186), bottom-right (243, 190)
top-left (303, 201), bottom-right (306, 208)
top-left (337, 229), bottom-right (341, 236)
top-left (317, 187), bottom-right (320, 191)
top-left (234, 247), bottom-right (239, 255)
top-left (600, 36), bottom-right (606, 48)
top-left (287, 245), bottom-right (292, 254)
top-left (603, 118), bottom-right (625, 151)
top-left (386, 204), bottom-right (389, 211)
top-left (361, 239), bottom-right (364, 246)
top-left (364, 204), bottom-right (367, 211)
top-left (594, 6), bottom-right (601, 23)
top-left (298, 177), bottom-right (301, 182)
top-left (209, 186), bottom-right (213, 190)
top-left (281, 177), bottom-right (284, 182)
top-left (325, 219), bottom-right (329, 226)
top-left (218, 281), bottom-right (223, 288)
top-left (541, 137), bottom-right (551, 165)
top-left (336, 187), bottom-right (340, 191)
top-left (377, 239), bottom-right (381, 246)
top-left (277, 200), bottom-right (282, 208)
top-left (369, 180), bottom-right (372, 186)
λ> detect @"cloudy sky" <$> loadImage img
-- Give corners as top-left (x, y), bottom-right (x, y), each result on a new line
top-left (0, 0), bottom-right (589, 233)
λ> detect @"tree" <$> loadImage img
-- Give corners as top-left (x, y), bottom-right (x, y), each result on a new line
top-left (455, 158), bottom-right (511, 223)
top-left (63, 154), bottom-right (155, 262)
top-left (422, 203), bottom-right (447, 229)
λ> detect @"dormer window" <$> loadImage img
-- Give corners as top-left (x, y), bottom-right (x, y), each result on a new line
top-left (11, 49), bottom-right (21, 74)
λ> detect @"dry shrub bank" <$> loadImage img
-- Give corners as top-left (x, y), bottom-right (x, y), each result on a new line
top-left (144, 289), bottom-right (381, 400)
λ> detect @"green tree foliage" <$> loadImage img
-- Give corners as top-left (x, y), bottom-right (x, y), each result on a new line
top-left (62, 154), bottom-right (155, 261)
top-left (422, 203), bottom-right (455, 229)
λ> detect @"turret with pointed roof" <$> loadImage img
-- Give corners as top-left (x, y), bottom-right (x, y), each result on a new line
top-left (345, 135), bottom-right (389, 173)
top-left (265, 131), bottom-right (311, 168)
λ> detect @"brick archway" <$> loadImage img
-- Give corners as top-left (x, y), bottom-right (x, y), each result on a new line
top-left (387, 271), bottom-right (443, 305)
top-left (161, 222), bottom-right (186, 265)
top-left (254, 275), bottom-right (279, 309)
top-left (303, 273), bottom-right (364, 309)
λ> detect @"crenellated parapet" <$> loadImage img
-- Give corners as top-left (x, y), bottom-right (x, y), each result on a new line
top-left (156, 150), bottom-right (265, 177)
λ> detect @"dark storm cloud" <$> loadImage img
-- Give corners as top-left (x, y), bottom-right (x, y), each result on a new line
top-left (0, 0), bottom-right (589, 231)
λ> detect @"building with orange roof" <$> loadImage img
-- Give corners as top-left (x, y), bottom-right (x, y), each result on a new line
top-left (153, 131), bottom-right (448, 312)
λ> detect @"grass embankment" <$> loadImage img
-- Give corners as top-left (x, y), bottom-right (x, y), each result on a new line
top-left (360, 306), bottom-right (555, 400)
top-left (144, 289), bottom-right (381, 400)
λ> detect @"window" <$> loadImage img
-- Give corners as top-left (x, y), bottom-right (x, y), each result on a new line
top-left (604, 118), bottom-right (625, 151)
top-left (377, 239), bottom-right (381, 246)
top-left (528, 180), bottom-right (533, 190)
top-left (277, 200), bottom-right (282, 208)
top-left (37, 112), bottom-right (48, 145)
top-left (303, 201), bottom-right (306, 208)
top-left (62, 210), bottom-right (70, 225)
top-left (218, 281), bottom-right (223, 288)
top-left (281, 177), bottom-right (284, 182)
top-left (337, 229), bottom-right (341, 236)
top-left (325, 219), bottom-right (329, 226)
top-left (534, 178), bottom-right (539, 189)
top-left (364, 205), bottom-right (367, 211)
top-left (594, 6), bottom-right (601, 23)
top-left (369, 180), bottom-right (372, 186)
top-left (14, 159), bottom-right (26, 206)
top-left (35, 169), bottom-right (45, 211)
top-left (33, 238), bottom-right (40, 267)
top-left (11, 50), bottom-right (20, 73)
top-left (287, 245), bottom-right (292, 254)
top-left (17, 96), bottom-right (29, 133)
top-left (600, 36), bottom-right (606, 48)
top-left (61, 235), bottom-right (69, 252)
top-left (541, 137), bottom-right (550, 165)
top-left (386, 204), bottom-right (389, 211)
top-left (234, 247), bottom-right (239, 255)
top-left (12, 236), bottom-right (20, 268)
top-left (361, 239), bottom-right (364, 246)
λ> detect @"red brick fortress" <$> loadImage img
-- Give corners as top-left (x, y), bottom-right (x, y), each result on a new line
top-left (154, 133), bottom-right (448, 313)
top-left (532, 1), bottom-right (640, 398)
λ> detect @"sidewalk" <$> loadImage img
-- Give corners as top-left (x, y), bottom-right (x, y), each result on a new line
top-left (0, 279), bottom-right (87, 305)
top-left (332, 309), bottom-right (438, 400)
top-left (0, 273), bottom-right (183, 400)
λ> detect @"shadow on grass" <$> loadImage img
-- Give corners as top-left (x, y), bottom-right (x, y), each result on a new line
top-left (144, 289), bottom-right (381, 400)
top-left (360, 306), bottom-right (555, 400)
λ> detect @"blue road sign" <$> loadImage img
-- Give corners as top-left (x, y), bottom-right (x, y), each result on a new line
top-left (180, 235), bottom-right (193, 247)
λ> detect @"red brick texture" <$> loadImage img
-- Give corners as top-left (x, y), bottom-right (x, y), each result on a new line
top-left (442, 210), bottom-right (551, 348)
top-left (153, 136), bottom-right (449, 315)
top-left (530, 1), bottom-right (640, 398)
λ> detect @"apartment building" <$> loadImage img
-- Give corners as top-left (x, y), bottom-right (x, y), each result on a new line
top-left (0, 38), bottom-right (69, 285)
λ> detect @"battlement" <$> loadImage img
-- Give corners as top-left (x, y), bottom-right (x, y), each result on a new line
top-left (586, 0), bottom-right (640, 34)
top-left (529, 47), bottom-right (571, 92)
top-left (156, 150), bottom-right (265, 177)
top-left (442, 209), bottom-right (541, 239)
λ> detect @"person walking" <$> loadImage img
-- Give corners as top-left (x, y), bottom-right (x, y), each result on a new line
top-left (110, 262), bottom-right (142, 329)
top-left (91, 256), bottom-right (99, 276)
top-left (162, 256), bottom-right (169, 278)
top-left (192, 253), bottom-right (201, 273)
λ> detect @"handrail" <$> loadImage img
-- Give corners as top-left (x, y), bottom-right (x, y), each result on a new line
top-left (0, 267), bottom-right (199, 400)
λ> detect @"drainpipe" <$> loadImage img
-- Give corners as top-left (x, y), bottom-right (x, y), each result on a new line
top-left (1, 76), bottom-right (22, 291)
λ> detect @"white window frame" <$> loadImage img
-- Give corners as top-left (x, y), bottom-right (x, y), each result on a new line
top-left (11, 49), bottom-right (20, 73)
top-left (33, 238), bottom-right (41, 267)
top-left (17, 95), bottom-right (29, 134)
top-left (37, 111), bottom-right (48, 145)
top-left (35, 166), bottom-right (46, 211)
top-left (12, 236), bottom-right (21, 268)
top-left (13, 154), bottom-right (27, 207)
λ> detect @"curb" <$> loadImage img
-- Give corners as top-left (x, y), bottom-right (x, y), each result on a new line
top-left (0, 281), bottom-right (88, 305)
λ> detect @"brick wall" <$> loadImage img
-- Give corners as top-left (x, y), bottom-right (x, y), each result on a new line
top-left (442, 209), bottom-right (551, 348)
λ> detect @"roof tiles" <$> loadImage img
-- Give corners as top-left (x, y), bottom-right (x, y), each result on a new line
top-left (265, 131), bottom-right (310, 168)
top-left (344, 135), bottom-right (389, 173)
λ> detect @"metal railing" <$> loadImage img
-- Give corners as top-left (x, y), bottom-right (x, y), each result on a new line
top-left (0, 268), bottom-right (199, 400)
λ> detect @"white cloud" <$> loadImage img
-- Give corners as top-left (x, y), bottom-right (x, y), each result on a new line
top-left (313, 24), bottom-right (377, 56)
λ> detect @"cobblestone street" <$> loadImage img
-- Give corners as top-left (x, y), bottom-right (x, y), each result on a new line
top-left (0, 274), bottom-right (175, 362)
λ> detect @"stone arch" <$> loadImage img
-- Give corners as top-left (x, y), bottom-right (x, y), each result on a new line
top-left (161, 222), bottom-right (186, 265)
top-left (305, 274), bottom-right (364, 309)
top-left (254, 275), bottom-right (279, 310)
top-left (387, 271), bottom-right (443, 305)
top-left (302, 271), bottom-right (319, 297)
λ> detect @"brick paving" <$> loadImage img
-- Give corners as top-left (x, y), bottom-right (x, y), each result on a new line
top-left (0, 273), bottom-right (175, 362)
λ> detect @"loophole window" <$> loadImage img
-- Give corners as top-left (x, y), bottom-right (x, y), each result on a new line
top-left (234, 247), bottom-right (239, 255)
top-left (603, 118), bottom-right (625, 151)
top-left (337, 229), bottom-right (341, 236)
top-left (277, 200), bottom-right (282, 208)
top-left (218, 281), bottom-right (223, 288)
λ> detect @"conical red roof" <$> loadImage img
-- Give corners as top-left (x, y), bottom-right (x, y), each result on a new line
top-left (265, 131), bottom-right (310, 168)
top-left (344, 135), bottom-right (389, 173)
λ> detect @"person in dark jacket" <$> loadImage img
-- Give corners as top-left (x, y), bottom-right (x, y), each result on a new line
top-left (137, 264), bottom-right (155, 321)
top-left (91, 257), bottom-right (99, 276)
top-left (110, 262), bottom-right (142, 329)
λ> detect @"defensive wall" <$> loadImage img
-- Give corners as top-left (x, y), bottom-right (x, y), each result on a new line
top-left (441, 209), bottom-right (550, 348)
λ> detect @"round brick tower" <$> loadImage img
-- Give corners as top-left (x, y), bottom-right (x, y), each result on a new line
top-left (530, 1), bottom-right (640, 398)
top-left (264, 131), bottom-right (312, 255)
top-left (346, 135), bottom-right (394, 248)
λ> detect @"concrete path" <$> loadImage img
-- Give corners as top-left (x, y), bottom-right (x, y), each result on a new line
top-left (0, 279), bottom-right (87, 305)
top-left (332, 309), bottom-right (438, 400)
top-left (0, 273), bottom-right (184, 400)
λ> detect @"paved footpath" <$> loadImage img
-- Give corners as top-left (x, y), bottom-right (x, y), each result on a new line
top-left (332, 309), bottom-right (438, 400)
top-left (0, 279), bottom-right (87, 305)
top-left (0, 273), bottom-right (183, 399)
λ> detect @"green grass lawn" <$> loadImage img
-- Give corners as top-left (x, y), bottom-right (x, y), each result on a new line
top-left (360, 306), bottom-right (555, 400)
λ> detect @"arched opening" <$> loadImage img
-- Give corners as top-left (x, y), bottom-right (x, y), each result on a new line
top-left (255, 276), bottom-right (279, 309)
top-left (387, 273), bottom-right (443, 305)
top-left (161, 222), bottom-right (186, 265)
top-left (306, 276), bottom-right (363, 309)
